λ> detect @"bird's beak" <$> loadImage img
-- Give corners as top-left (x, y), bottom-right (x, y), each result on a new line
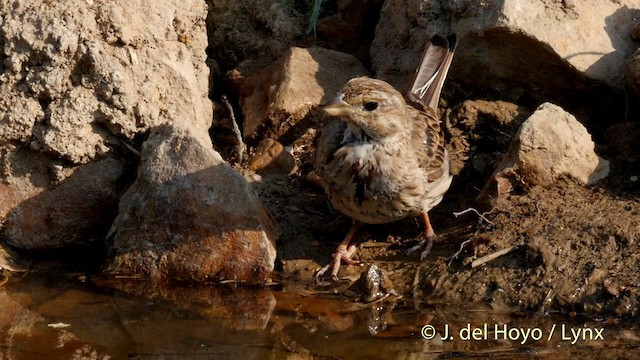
top-left (323, 95), bottom-right (353, 117)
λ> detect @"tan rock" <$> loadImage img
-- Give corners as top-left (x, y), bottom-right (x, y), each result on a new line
top-left (2, 0), bottom-right (212, 155)
top-left (372, 0), bottom-right (638, 118)
top-left (227, 47), bottom-right (368, 141)
top-left (105, 123), bottom-right (279, 284)
top-left (35, 87), bottom-right (111, 164)
top-left (0, 0), bottom-right (212, 252)
top-left (479, 103), bottom-right (610, 199)
top-left (248, 139), bottom-right (296, 175)
top-left (0, 87), bottom-right (44, 143)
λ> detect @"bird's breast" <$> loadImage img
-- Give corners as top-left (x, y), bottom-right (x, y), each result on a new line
top-left (321, 141), bottom-right (426, 224)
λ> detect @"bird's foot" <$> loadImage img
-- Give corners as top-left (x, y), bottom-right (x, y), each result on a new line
top-left (404, 230), bottom-right (437, 260)
top-left (315, 243), bottom-right (360, 284)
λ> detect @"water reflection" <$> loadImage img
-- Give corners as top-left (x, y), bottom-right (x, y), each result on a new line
top-left (1, 275), bottom-right (639, 359)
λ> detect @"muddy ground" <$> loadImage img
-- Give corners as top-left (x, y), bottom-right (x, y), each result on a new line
top-left (229, 98), bottom-right (640, 319)
top-left (204, 2), bottom-right (640, 318)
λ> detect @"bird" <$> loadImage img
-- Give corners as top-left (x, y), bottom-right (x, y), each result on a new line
top-left (314, 34), bottom-right (457, 281)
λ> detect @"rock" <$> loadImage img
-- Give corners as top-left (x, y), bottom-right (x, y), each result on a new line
top-left (344, 264), bottom-right (397, 303)
top-left (248, 139), bottom-right (297, 175)
top-left (105, 123), bottom-right (279, 284)
top-left (34, 88), bottom-right (111, 164)
top-left (207, 0), bottom-right (305, 71)
top-left (0, 0), bottom-right (211, 251)
top-left (0, 86), bottom-right (44, 143)
top-left (226, 47), bottom-right (368, 142)
top-left (628, 49), bottom-right (640, 100)
top-left (479, 103), bottom-right (610, 200)
top-left (371, 0), bottom-right (638, 122)
top-left (1, 0), bottom-right (211, 146)
top-left (316, 0), bottom-right (385, 63)
top-left (1, 155), bottom-right (126, 250)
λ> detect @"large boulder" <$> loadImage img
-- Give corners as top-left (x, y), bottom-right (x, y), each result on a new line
top-left (371, 0), bottom-right (639, 122)
top-left (0, 0), bottom-right (211, 250)
top-left (104, 123), bottom-right (279, 283)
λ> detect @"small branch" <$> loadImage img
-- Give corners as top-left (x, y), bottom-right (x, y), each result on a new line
top-left (471, 245), bottom-right (517, 268)
top-left (221, 95), bottom-right (245, 162)
top-left (536, 289), bottom-right (555, 315)
top-left (118, 139), bottom-right (141, 157)
top-left (448, 237), bottom-right (474, 264)
top-left (453, 207), bottom-right (495, 226)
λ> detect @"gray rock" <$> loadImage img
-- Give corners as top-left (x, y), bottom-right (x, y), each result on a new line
top-left (105, 123), bottom-right (279, 283)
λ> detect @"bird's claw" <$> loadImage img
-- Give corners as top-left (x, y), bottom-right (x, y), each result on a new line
top-left (404, 233), bottom-right (436, 260)
top-left (315, 244), bottom-right (360, 285)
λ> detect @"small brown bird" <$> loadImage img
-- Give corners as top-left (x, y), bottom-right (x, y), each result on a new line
top-left (315, 34), bottom-right (457, 280)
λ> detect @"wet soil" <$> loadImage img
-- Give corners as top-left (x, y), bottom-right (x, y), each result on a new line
top-left (240, 99), bottom-right (640, 320)
top-left (205, 1), bottom-right (640, 321)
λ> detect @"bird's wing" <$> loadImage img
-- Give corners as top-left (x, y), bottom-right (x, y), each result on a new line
top-left (409, 106), bottom-right (448, 182)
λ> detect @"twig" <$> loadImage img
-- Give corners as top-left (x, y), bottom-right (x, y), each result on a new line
top-left (453, 207), bottom-right (495, 226)
top-left (448, 237), bottom-right (474, 263)
top-left (471, 245), bottom-right (517, 268)
top-left (536, 289), bottom-right (554, 316)
top-left (221, 95), bottom-right (245, 162)
top-left (118, 139), bottom-right (141, 157)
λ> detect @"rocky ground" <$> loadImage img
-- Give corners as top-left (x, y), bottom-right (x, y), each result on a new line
top-left (1, 0), bottom-right (640, 321)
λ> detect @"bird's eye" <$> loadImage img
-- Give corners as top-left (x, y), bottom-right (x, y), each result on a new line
top-left (363, 101), bottom-right (378, 111)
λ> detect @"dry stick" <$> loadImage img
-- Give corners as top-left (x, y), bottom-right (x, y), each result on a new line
top-left (447, 207), bottom-right (495, 264)
top-left (471, 245), bottom-right (517, 268)
top-left (118, 139), bottom-right (141, 157)
top-left (448, 237), bottom-right (475, 264)
top-left (221, 95), bottom-right (245, 162)
top-left (452, 207), bottom-right (495, 226)
top-left (536, 289), bottom-right (555, 316)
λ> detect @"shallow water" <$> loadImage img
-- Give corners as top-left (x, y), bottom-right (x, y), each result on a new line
top-left (1, 273), bottom-right (640, 360)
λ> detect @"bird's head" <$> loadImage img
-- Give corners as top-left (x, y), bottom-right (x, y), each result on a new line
top-left (324, 77), bottom-right (408, 140)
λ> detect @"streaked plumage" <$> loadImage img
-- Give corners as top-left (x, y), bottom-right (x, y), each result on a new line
top-left (315, 34), bottom-right (457, 280)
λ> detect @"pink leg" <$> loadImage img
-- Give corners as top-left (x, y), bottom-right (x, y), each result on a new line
top-left (316, 221), bottom-right (362, 281)
top-left (420, 212), bottom-right (436, 259)
top-left (405, 212), bottom-right (437, 260)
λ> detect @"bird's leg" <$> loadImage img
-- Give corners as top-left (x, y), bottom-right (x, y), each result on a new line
top-left (405, 212), bottom-right (437, 260)
top-left (419, 212), bottom-right (436, 259)
top-left (316, 221), bottom-right (362, 282)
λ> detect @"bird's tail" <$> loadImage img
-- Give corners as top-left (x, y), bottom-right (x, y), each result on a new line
top-left (408, 34), bottom-right (457, 110)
